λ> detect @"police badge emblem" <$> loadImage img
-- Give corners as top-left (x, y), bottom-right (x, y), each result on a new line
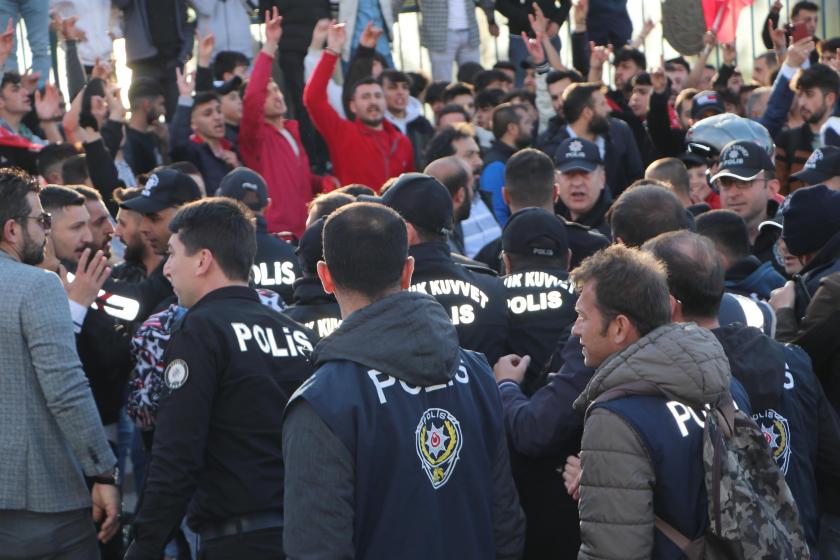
top-left (415, 408), bottom-right (463, 489)
top-left (164, 359), bottom-right (189, 390)
top-left (754, 409), bottom-right (792, 474)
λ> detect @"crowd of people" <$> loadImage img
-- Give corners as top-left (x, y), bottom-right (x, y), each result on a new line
top-left (1, 0), bottom-right (840, 559)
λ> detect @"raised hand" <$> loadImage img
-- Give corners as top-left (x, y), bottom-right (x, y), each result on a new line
top-left (722, 42), bottom-right (737, 66)
top-left (767, 20), bottom-right (787, 53)
top-left (175, 67), bottom-right (195, 98)
top-left (196, 26), bottom-right (216, 67)
top-left (589, 41), bottom-right (611, 69)
top-left (61, 15), bottom-right (87, 42)
top-left (522, 31), bottom-right (546, 65)
top-left (35, 83), bottom-right (62, 121)
top-left (359, 20), bottom-right (382, 49)
top-left (327, 22), bottom-right (347, 53)
top-left (651, 55), bottom-right (667, 94)
top-left (572, 0), bottom-right (588, 31)
top-left (0, 18), bottom-right (14, 62)
top-left (105, 83), bottom-right (126, 122)
top-left (785, 37), bottom-right (816, 69)
top-left (263, 6), bottom-right (283, 52)
top-left (91, 57), bottom-right (111, 80)
top-left (529, 2), bottom-right (548, 34)
top-left (310, 18), bottom-right (331, 49)
top-left (62, 249), bottom-right (111, 308)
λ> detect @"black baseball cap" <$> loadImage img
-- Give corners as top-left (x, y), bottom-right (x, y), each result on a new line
top-left (555, 138), bottom-right (602, 173)
top-left (790, 146), bottom-right (840, 186)
top-left (362, 173), bottom-right (454, 236)
top-left (120, 169), bottom-right (202, 214)
top-left (502, 208), bottom-right (569, 258)
top-left (710, 140), bottom-right (775, 183)
top-left (691, 90), bottom-right (725, 120)
top-left (782, 184), bottom-right (840, 256)
top-left (296, 217), bottom-right (326, 274)
top-left (217, 167), bottom-right (268, 210)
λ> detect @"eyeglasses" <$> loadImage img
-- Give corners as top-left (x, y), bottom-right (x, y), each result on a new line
top-left (16, 212), bottom-right (51, 230)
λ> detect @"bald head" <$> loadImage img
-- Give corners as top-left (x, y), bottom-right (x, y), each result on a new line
top-left (424, 156), bottom-right (473, 221)
top-left (645, 158), bottom-right (691, 207)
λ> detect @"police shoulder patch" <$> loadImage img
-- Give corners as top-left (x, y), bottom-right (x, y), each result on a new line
top-left (415, 408), bottom-right (463, 489)
top-left (164, 359), bottom-right (189, 390)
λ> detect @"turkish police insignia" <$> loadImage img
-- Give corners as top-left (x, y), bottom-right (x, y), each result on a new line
top-left (164, 359), bottom-right (189, 390)
top-left (753, 408), bottom-right (792, 474)
top-left (415, 408), bottom-right (463, 489)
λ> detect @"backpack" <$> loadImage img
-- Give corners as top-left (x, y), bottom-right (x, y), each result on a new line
top-left (589, 381), bottom-right (810, 560)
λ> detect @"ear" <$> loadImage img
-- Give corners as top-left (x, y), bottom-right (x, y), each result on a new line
top-left (766, 178), bottom-right (781, 197)
top-left (2, 217), bottom-right (17, 245)
top-left (317, 260), bottom-right (336, 294)
top-left (265, 197), bottom-right (272, 210)
top-left (453, 186), bottom-right (466, 207)
top-left (611, 314), bottom-right (637, 345)
top-left (196, 248), bottom-right (214, 276)
top-left (564, 248), bottom-right (571, 271)
top-left (502, 186), bottom-right (510, 207)
top-left (405, 222), bottom-right (421, 245)
top-left (669, 295), bottom-right (682, 322)
top-left (400, 256), bottom-right (415, 289)
top-left (552, 182), bottom-right (560, 203)
top-left (501, 252), bottom-right (512, 275)
top-left (348, 98), bottom-right (358, 117)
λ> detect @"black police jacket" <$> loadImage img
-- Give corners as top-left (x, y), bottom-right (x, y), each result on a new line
top-left (409, 241), bottom-right (510, 366)
top-left (126, 286), bottom-right (315, 558)
top-left (105, 258), bottom-right (174, 323)
top-left (252, 216), bottom-right (300, 304)
top-left (555, 187), bottom-right (613, 239)
top-left (501, 266), bottom-right (578, 395)
top-left (285, 277), bottom-right (342, 341)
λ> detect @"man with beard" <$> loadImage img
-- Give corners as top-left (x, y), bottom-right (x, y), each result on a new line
top-left (481, 102), bottom-right (535, 225)
top-left (123, 78), bottom-right (166, 176)
top-left (425, 124), bottom-right (502, 259)
top-left (542, 82), bottom-right (643, 198)
top-left (112, 187), bottom-right (162, 283)
top-left (73, 186), bottom-right (115, 258)
top-left (0, 170), bottom-right (120, 559)
top-left (304, 20), bottom-right (414, 191)
top-left (777, 64), bottom-right (840, 194)
top-left (424, 156), bottom-right (474, 255)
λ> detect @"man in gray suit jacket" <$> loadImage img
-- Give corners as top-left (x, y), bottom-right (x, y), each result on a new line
top-left (0, 169), bottom-right (121, 557)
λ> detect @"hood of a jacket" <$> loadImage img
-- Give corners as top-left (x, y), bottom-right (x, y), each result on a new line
top-left (311, 290), bottom-right (460, 386)
top-left (385, 96), bottom-right (424, 134)
top-left (711, 324), bottom-right (784, 411)
top-left (725, 258), bottom-right (784, 297)
top-left (574, 322), bottom-right (731, 411)
top-left (801, 228), bottom-right (840, 277)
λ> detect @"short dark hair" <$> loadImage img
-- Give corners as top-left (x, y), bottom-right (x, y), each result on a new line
top-left (642, 230), bottom-right (725, 319)
top-left (349, 76), bottom-right (381, 100)
top-left (631, 72), bottom-right (652, 87)
top-left (645, 158), bottom-right (691, 201)
top-left (505, 149), bottom-right (555, 207)
top-left (491, 102), bottom-right (526, 139)
top-left (562, 82), bottom-right (603, 124)
top-left (665, 57), bottom-right (691, 73)
top-left (502, 88), bottom-right (536, 107)
top-left (754, 51), bottom-right (779, 68)
top-left (406, 71), bottom-right (429, 98)
top-left (443, 82), bottom-right (474, 104)
top-left (322, 202), bottom-right (408, 299)
top-left (212, 50), bottom-right (250, 81)
top-left (0, 168), bottom-right (41, 234)
top-left (40, 184), bottom-right (85, 212)
top-left (791, 0), bottom-right (818, 17)
top-left (493, 61), bottom-right (516, 73)
top-left (192, 91), bottom-right (221, 113)
top-left (308, 191), bottom-right (355, 221)
top-left (168, 161), bottom-right (201, 177)
top-left (694, 209), bottom-right (750, 264)
top-left (61, 154), bottom-right (89, 185)
top-left (424, 81), bottom-right (451, 106)
top-left (474, 69), bottom-right (513, 92)
top-left (1, 71), bottom-right (21, 90)
top-left (571, 244), bottom-right (671, 336)
top-left (438, 103), bottom-right (470, 123)
top-left (608, 183), bottom-right (692, 247)
top-left (36, 144), bottom-right (80, 179)
top-left (457, 62), bottom-right (484, 85)
top-left (425, 124), bottom-right (476, 162)
top-left (675, 88), bottom-right (699, 115)
top-left (128, 77), bottom-right (165, 108)
top-left (73, 184), bottom-right (103, 203)
top-left (793, 63), bottom-right (840, 98)
top-left (335, 184), bottom-right (376, 197)
top-left (546, 69), bottom-right (583, 87)
top-left (475, 87), bottom-right (505, 110)
top-left (168, 198), bottom-right (256, 281)
top-left (818, 38), bottom-right (840, 57)
top-left (379, 69), bottom-right (410, 87)
top-left (113, 186), bottom-right (142, 205)
top-left (613, 47), bottom-right (646, 69)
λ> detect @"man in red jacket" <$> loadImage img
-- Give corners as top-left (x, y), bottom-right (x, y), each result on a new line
top-left (240, 8), bottom-right (326, 238)
top-left (303, 22), bottom-right (414, 191)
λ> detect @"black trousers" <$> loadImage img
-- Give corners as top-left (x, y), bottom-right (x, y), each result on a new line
top-left (198, 527), bottom-right (284, 560)
top-left (0, 508), bottom-right (100, 559)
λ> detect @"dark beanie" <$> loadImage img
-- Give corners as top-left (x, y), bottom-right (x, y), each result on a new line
top-left (782, 185), bottom-right (840, 256)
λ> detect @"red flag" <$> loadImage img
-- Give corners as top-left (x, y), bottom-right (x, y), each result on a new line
top-left (701, 0), bottom-right (755, 44)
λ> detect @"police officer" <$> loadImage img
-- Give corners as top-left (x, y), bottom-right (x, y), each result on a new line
top-left (125, 198), bottom-right (314, 559)
top-left (368, 173), bottom-right (511, 365)
top-left (285, 217), bottom-right (342, 341)
top-left (282, 202), bottom-right (525, 558)
top-left (500, 208), bottom-right (578, 395)
top-left (217, 167), bottom-right (300, 304)
top-left (554, 138), bottom-right (612, 238)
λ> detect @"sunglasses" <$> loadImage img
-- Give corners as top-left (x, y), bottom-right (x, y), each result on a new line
top-left (17, 212), bottom-right (52, 230)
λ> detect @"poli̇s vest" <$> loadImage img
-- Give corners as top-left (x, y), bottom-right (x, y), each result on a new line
top-left (594, 383), bottom-right (751, 559)
top-left (294, 349), bottom-right (503, 559)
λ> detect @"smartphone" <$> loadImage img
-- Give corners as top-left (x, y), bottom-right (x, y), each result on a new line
top-left (786, 21), bottom-right (810, 43)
